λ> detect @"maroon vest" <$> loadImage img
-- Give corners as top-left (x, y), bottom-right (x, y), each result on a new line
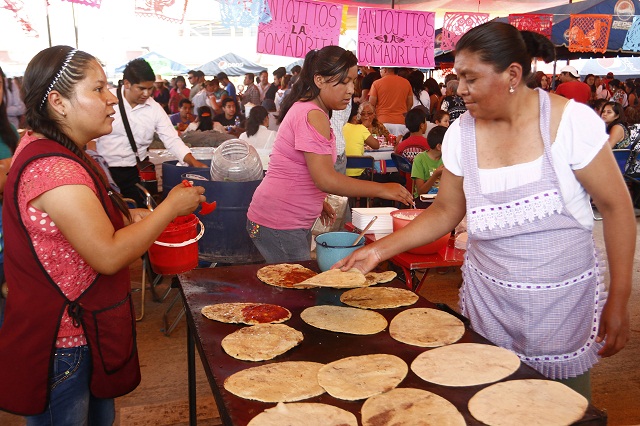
top-left (0, 139), bottom-right (140, 415)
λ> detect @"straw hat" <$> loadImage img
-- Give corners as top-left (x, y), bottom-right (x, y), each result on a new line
top-left (155, 74), bottom-right (165, 83)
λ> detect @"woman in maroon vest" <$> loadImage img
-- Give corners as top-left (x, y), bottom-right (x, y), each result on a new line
top-left (0, 46), bottom-right (205, 424)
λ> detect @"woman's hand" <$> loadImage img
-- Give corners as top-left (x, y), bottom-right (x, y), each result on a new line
top-left (333, 245), bottom-right (382, 274)
top-left (164, 183), bottom-right (206, 217)
top-left (320, 200), bottom-right (337, 226)
top-left (127, 208), bottom-right (152, 225)
top-left (379, 183), bottom-right (414, 207)
top-left (597, 297), bottom-right (630, 357)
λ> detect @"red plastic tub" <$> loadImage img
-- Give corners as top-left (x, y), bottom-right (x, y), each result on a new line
top-left (390, 209), bottom-right (450, 255)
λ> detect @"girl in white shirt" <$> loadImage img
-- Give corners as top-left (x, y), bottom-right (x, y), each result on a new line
top-left (239, 106), bottom-right (276, 167)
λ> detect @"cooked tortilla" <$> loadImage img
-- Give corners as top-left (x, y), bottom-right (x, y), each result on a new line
top-left (221, 323), bottom-right (303, 361)
top-left (202, 303), bottom-right (291, 325)
top-left (247, 402), bottom-right (357, 426)
top-left (362, 388), bottom-right (466, 426)
top-left (317, 354), bottom-right (408, 401)
top-left (295, 268), bottom-right (367, 288)
top-left (257, 264), bottom-right (317, 289)
top-left (224, 361), bottom-right (325, 402)
top-left (300, 305), bottom-right (387, 335)
top-left (340, 287), bottom-right (418, 309)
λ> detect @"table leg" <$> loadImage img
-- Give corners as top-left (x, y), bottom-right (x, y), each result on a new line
top-left (187, 325), bottom-right (197, 426)
top-left (400, 265), bottom-right (413, 290)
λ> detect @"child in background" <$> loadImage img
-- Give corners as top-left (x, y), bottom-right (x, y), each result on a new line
top-left (395, 108), bottom-right (429, 157)
top-left (425, 110), bottom-right (450, 135)
top-left (411, 125), bottom-right (447, 203)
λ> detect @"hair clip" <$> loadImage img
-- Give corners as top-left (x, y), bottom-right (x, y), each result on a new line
top-left (39, 48), bottom-right (78, 110)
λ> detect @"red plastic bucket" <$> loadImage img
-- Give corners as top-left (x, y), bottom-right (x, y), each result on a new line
top-left (148, 214), bottom-right (204, 275)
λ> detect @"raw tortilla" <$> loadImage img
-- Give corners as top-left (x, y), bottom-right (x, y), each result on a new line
top-left (411, 343), bottom-right (521, 386)
top-left (468, 379), bottom-right (588, 426)
top-left (389, 308), bottom-right (465, 347)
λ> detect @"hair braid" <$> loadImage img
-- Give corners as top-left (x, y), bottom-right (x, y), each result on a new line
top-left (23, 45), bottom-right (131, 221)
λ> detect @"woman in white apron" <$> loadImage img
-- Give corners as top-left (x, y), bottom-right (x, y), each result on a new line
top-left (337, 22), bottom-right (634, 400)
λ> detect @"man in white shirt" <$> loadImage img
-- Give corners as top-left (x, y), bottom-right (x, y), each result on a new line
top-left (257, 70), bottom-right (270, 102)
top-left (96, 58), bottom-right (206, 206)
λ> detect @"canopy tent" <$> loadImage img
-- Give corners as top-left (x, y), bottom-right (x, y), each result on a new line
top-left (495, 0), bottom-right (640, 59)
top-left (196, 53), bottom-right (265, 77)
top-left (114, 51), bottom-right (189, 76)
top-left (579, 56), bottom-right (640, 78)
top-left (286, 59), bottom-right (304, 73)
top-left (431, 0), bottom-right (640, 65)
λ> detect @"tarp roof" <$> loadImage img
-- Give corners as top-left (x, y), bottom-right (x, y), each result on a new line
top-left (196, 53), bottom-right (265, 77)
top-left (114, 51), bottom-right (189, 76)
top-left (580, 57), bottom-right (640, 78)
top-left (495, 0), bottom-right (640, 59)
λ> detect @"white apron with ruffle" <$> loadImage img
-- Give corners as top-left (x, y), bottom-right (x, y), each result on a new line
top-left (459, 89), bottom-right (606, 379)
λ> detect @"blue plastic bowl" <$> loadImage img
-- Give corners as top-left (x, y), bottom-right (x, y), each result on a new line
top-left (315, 232), bottom-right (365, 272)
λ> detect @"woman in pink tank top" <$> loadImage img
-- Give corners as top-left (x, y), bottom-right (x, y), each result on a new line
top-left (247, 46), bottom-right (413, 263)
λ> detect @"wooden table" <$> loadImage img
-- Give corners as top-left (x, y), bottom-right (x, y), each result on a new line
top-left (178, 263), bottom-right (606, 426)
top-left (345, 222), bottom-right (466, 291)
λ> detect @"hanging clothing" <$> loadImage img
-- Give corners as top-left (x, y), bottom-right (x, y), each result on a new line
top-left (458, 90), bottom-right (606, 380)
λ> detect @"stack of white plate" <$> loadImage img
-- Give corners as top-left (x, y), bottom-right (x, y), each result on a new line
top-left (352, 207), bottom-right (397, 234)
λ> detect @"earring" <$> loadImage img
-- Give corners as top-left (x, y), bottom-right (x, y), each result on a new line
top-left (509, 86), bottom-right (515, 94)
top-left (62, 112), bottom-right (66, 117)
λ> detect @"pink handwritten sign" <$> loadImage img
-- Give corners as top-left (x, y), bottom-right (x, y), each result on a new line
top-left (357, 7), bottom-right (436, 68)
top-left (257, 0), bottom-right (342, 58)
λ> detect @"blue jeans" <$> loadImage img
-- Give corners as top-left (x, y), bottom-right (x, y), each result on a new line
top-left (26, 346), bottom-right (115, 426)
top-left (247, 220), bottom-right (312, 263)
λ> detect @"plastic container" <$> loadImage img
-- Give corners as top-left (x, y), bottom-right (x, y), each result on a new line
top-left (148, 214), bottom-right (204, 274)
top-left (209, 139), bottom-right (263, 182)
top-left (315, 232), bottom-right (365, 272)
top-left (162, 162), bottom-right (265, 264)
top-left (390, 209), bottom-right (450, 255)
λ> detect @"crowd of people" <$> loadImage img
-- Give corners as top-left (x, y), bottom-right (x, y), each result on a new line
top-left (0, 21), bottom-right (635, 423)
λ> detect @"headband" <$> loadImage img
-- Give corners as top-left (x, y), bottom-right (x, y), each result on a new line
top-left (39, 48), bottom-right (78, 110)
